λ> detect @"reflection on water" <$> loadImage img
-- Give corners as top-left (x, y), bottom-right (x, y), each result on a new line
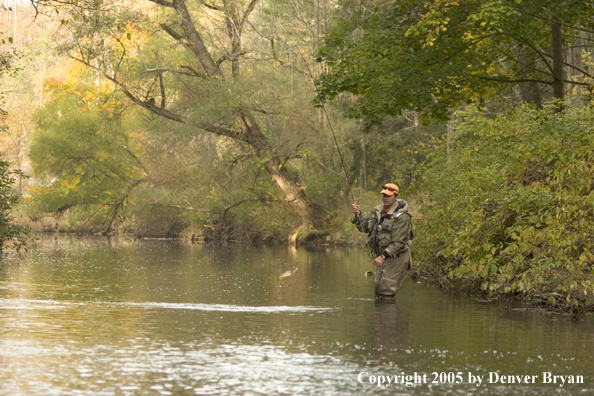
top-left (374, 301), bottom-right (409, 353)
top-left (0, 236), bottom-right (593, 395)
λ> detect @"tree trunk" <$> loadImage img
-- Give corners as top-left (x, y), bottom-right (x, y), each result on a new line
top-left (223, 0), bottom-right (241, 77)
top-left (551, 22), bottom-right (564, 112)
top-left (264, 158), bottom-right (318, 228)
top-left (515, 42), bottom-right (542, 108)
top-left (446, 116), bottom-right (455, 163)
top-left (360, 134), bottom-right (367, 192)
top-left (170, 0), bottom-right (224, 79)
top-left (239, 112), bottom-right (320, 229)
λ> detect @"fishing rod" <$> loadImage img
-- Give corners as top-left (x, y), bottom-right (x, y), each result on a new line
top-left (300, 54), bottom-right (356, 205)
top-left (300, 56), bottom-right (359, 299)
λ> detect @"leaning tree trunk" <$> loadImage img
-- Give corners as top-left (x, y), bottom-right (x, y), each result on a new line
top-left (239, 112), bottom-right (320, 231)
top-left (264, 158), bottom-right (318, 227)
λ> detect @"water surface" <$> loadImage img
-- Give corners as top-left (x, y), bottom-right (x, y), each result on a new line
top-left (0, 236), bottom-right (592, 395)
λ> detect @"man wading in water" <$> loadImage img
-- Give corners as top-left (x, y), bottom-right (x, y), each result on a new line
top-left (351, 183), bottom-right (413, 301)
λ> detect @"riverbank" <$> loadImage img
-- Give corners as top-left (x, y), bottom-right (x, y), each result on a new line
top-left (410, 106), bottom-right (594, 318)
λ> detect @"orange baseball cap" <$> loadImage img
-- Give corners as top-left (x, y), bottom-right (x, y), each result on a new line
top-left (380, 183), bottom-right (399, 196)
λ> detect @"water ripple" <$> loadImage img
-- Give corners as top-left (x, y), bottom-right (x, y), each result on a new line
top-left (106, 301), bottom-right (333, 313)
top-left (0, 298), bottom-right (333, 314)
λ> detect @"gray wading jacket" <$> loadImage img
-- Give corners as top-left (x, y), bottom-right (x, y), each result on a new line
top-left (352, 199), bottom-right (413, 258)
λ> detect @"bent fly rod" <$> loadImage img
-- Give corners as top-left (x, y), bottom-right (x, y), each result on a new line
top-left (301, 57), bottom-right (359, 296)
top-left (300, 54), bottom-right (356, 206)
top-left (303, 58), bottom-right (359, 297)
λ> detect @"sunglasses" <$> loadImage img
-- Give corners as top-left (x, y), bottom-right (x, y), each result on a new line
top-left (382, 185), bottom-right (398, 193)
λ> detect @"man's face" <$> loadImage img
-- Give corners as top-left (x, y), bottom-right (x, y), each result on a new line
top-left (382, 193), bottom-right (397, 207)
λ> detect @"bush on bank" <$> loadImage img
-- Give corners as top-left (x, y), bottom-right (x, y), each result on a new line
top-left (414, 105), bottom-right (594, 315)
top-left (0, 157), bottom-right (29, 252)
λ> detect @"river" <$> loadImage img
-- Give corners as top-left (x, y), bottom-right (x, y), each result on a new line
top-left (0, 236), bottom-right (592, 395)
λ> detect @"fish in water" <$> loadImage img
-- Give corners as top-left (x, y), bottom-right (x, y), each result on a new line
top-left (275, 267), bottom-right (298, 280)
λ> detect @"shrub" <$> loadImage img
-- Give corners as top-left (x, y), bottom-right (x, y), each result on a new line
top-left (415, 105), bottom-right (594, 315)
top-left (0, 156), bottom-right (29, 252)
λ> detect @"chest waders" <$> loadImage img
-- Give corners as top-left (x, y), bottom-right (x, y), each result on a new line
top-left (352, 199), bottom-right (413, 300)
top-left (372, 206), bottom-right (412, 300)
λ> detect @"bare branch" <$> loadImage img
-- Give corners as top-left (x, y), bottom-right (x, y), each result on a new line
top-left (196, 122), bottom-right (250, 144)
top-left (478, 76), bottom-right (553, 85)
top-left (105, 178), bottom-right (148, 232)
top-left (221, 196), bottom-right (279, 218)
top-left (511, 35), bottom-right (594, 82)
top-left (512, 7), bottom-right (594, 35)
top-left (179, 65), bottom-right (209, 79)
top-left (141, 67), bottom-right (206, 78)
top-left (154, 51), bottom-right (167, 109)
top-left (562, 62), bottom-right (594, 81)
top-left (149, 196), bottom-right (280, 217)
top-left (240, 0), bottom-right (259, 31)
top-left (513, 35), bottom-right (555, 77)
top-left (135, 43), bottom-right (150, 70)
top-left (170, 0), bottom-right (224, 79)
top-left (565, 79), bottom-right (593, 86)
top-left (216, 51), bottom-right (247, 66)
top-left (198, 0), bottom-right (221, 11)
top-left (149, 202), bottom-right (218, 213)
top-left (160, 23), bottom-right (184, 41)
top-left (148, 0), bottom-right (174, 7)
top-left (67, 53), bottom-right (185, 121)
top-left (113, 77), bottom-right (186, 122)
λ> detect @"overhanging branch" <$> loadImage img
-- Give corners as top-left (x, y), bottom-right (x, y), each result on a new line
top-left (148, 0), bottom-right (174, 8)
top-left (68, 53), bottom-right (187, 122)
top-left (512, 7), bottom-right (594, 35)
top-left (149, 196), bottom-right (281, 218)
top-left (478, 76), bottom-right (552, 85)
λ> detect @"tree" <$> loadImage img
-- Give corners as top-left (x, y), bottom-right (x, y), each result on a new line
top-left (316, 0), bottom-right (594, 122)
top-left (34, 0), bottom-right (329, 236)
top-left (29, 73), bottom-right (149, 233)
top-left (0, 156), bottom-right (28, 252)
top-left (28, 60), bottom-right (291, 237)
top-left (0, 13), bottom-right (29, 252)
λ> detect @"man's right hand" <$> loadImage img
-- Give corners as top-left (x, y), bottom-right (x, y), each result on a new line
top-left (351, 204), bottom-right (361, 216)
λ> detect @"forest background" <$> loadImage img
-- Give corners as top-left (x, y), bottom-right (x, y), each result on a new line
top-left (1, 0), bottom-right (594, 314)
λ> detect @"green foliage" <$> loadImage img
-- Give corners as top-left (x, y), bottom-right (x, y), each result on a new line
top-left (32, 0), bottom-right (367, 233)
top-left (316, 0), bottom-right (594, 123)
top-left (29, 89), bottom-right (147, 232)
top-left (0, 33), bottom-right (30, 252)
top-left (0, 156), bottom-right (29, 252)
top-left (27, 69), bottom-right (332, 238)
top-left (415, 104), bottom-right (594, 314)
top-left (317, 0), bottom-right (452, 123)
top-left (356, 117), bottom-right (442, 190)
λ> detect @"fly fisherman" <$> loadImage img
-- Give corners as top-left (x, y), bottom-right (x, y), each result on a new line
top-left (351, 183), bottom-right (413, 301)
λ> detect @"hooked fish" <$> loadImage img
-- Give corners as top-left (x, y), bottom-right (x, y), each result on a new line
top-left (275, 267), bottom-right (298, 280)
